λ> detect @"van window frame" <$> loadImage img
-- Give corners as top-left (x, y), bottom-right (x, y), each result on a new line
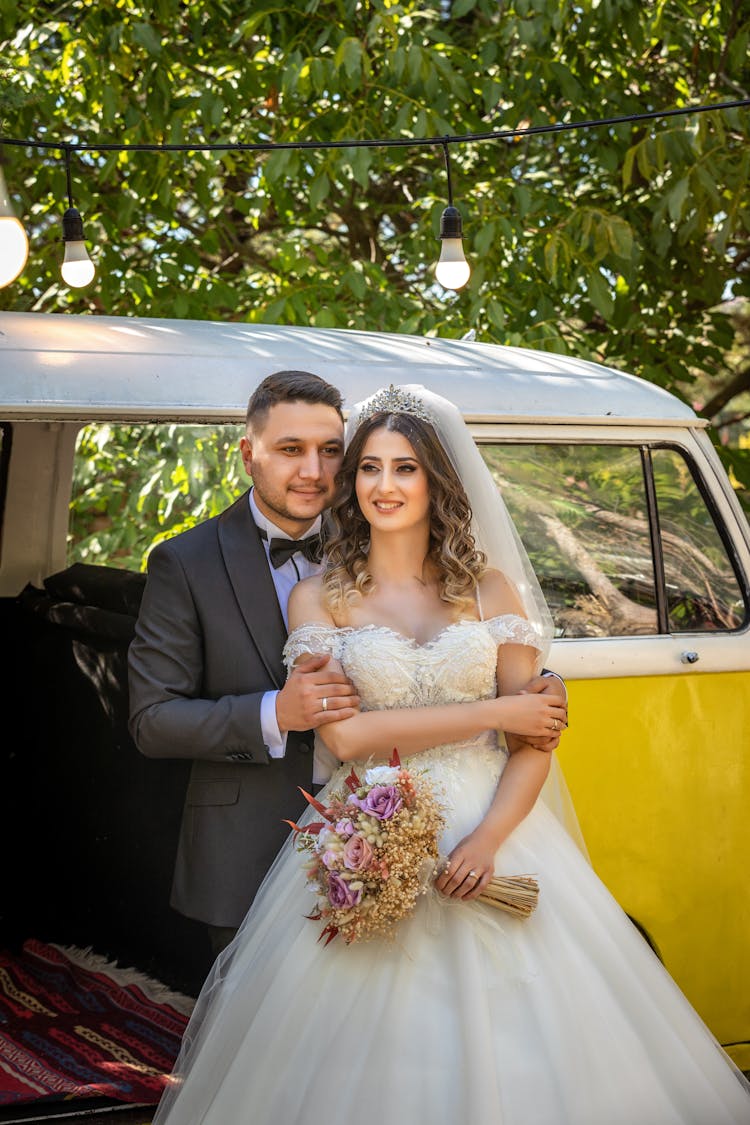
top-left (0, 421), bottom-right (12, 558)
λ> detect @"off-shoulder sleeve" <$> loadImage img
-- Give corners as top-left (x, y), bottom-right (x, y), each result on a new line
top-left (485, 614), bottom-right (544, 653)
top-left (283, 623), bottom-right (342, 673)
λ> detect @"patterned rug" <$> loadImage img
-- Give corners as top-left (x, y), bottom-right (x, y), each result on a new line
top-left (0, 940), bottom-right (194, 1107)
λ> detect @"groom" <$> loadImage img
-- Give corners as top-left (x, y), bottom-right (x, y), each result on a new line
top-left (128, 369), bottom-right (566, 956)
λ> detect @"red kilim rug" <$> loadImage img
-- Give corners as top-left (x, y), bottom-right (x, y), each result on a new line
top-left (0, 939), bottom-right (194, 1107)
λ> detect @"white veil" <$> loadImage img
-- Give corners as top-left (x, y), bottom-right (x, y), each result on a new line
top-left (346, 384), bottom-right (587, 856)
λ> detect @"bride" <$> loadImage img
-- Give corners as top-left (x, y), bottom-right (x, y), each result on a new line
top-left (153, 384), bottom-right (750, 1125)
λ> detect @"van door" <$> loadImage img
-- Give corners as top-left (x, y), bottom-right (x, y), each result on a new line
top-left (477, 423), bottom-right (750, 1068)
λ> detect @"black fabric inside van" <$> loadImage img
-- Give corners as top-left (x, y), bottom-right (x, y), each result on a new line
top-left (1, 565), bottom-right (212, 997)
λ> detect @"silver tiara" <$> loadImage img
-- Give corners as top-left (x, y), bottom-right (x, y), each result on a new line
top-left (355, 384), bottom-right (434, 427)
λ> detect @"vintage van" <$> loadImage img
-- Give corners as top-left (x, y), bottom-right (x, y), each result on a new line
top-left (1, 310), bottom-right (748, 1074)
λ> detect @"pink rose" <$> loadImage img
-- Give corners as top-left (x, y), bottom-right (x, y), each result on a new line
top-left (354, 785), bottom-right (403, 821)
top-left (343, 833), bottom-right (374, 872)
top-left (327, 872), bottom-right (362, 910)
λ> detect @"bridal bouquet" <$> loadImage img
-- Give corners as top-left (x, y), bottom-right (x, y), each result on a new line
top-left (287, 750), bottom-right (445, 945)
top-left (287, 750), bottom-right (540, 945)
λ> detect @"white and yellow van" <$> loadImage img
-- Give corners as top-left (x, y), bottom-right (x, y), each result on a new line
top-left (1, 310), bottom-right (748, 1066)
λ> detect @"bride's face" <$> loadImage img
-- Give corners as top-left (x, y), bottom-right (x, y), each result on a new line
top-left (355, 426), bottom-right (431, 533)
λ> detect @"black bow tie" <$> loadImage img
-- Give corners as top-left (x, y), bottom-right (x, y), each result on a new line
top-left (260, 529), bottom-right (323, 569)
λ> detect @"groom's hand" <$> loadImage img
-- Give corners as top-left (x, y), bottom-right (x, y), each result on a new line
top-left (506, 674), bottom-right (568, 754)
top-left (277, 652), bottom-right (360, 733)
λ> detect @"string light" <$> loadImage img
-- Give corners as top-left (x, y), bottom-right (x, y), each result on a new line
top-left (435, 141), bottom-right (470, 290)
top-left (0, 155), bottom-right (29, 288)
top-left (60, 147), bottom-right (95, 288)
top-left (0, 98), bottom-right (746, 293)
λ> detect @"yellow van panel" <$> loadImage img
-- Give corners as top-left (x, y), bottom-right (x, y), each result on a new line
top-left (557, 671), bottom-right (750, 1067)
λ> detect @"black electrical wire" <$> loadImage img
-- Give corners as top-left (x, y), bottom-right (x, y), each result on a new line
top-left (0, 98), bottom-right (748, 156)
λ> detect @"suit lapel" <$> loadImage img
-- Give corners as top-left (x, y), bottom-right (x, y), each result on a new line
top-left (219, 491), bottom-right (288, 689)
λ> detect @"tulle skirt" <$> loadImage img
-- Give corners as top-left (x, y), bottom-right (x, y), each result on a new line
top-left (153, 747), bottom-right (750, 1125)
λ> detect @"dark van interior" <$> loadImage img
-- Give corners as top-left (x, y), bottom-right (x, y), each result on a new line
top-left (1, 563), bottom-right (213, 999)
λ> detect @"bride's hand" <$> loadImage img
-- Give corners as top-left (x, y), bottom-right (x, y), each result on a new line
top-left (434, 830), bottom-right (497, 901)
top-left (495, 691), bottom-right (567, 738)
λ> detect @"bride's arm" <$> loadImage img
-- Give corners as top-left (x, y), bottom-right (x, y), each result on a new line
top-left (435, 572), bottom-right (552, 900)
top-left (288, 577), bottom-right (566, 764)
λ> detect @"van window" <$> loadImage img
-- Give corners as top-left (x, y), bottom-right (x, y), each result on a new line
top-left (651, 447), bottom-right (744, 632)
top-left (69, 423), bottom-right (243, 570)
top-left (480, 442), bottom-right (746, 638)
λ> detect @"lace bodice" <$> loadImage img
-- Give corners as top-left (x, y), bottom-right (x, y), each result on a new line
top-left (283, 615), bottom-right (542, 713)
top-left (284, 616), bottom-right (542, 783)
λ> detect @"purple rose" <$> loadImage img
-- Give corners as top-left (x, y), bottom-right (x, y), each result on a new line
top-left (335, 817), bottom-right (356, 837)
top-left (327, 872), bottom-right (363, 910)
top-left (354, 785), bottom-right (403, 821)
top-left (342, 833), bottom-right (374, 872)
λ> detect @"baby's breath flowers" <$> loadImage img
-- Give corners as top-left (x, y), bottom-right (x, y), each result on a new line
top-left (288, 750), bottom-right (445, 945)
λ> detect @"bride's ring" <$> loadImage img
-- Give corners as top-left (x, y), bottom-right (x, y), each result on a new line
top-left (469, 870), bottom-right (478, 879)
top-left (321, 697), bottom-right (328, 712)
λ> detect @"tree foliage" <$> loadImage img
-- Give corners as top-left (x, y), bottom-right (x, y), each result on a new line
top-left (1, 0), bottom-right (749, 499)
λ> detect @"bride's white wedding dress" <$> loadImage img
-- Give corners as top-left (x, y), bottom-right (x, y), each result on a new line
top-left (153, 616), bottom-right (750, 1125)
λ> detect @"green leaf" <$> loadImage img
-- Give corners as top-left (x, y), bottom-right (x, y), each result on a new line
top-left (621, 146), bottom-right (636, 190)
top-left (349, 147), bottom-right (371, 190)
top-left (313, 306), bottom-right (336, 327)
top-left (667, 177), bottom-right (689, 223)
top-left (602, 214), bottom-right (634, 261)
top-left (132, 22), bottom-right (162, 57)
top-left (606, 217), bottom-right (633, 260)
top-left (586, 272), bottom-right (614, 320)
top-left (473, 221), bottom-right (495, 257)
top-left (544, 233), bottom-right (560, 281)
top-left (513, 184), bottom-right (531, 218)
top-left (309, 171), bottom-right (330, 209)
top-left (451, 0), bottom-right (478, 16)
top-left (336, 36), bottom-right (362, 80)
top-left (636, 141), bottom-right (652, 182)
top-left (345, 267), bottom-right (367, 300)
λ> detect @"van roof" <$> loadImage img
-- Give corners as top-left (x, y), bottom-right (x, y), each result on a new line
top-left (0, 311), bottom-right (700, 426)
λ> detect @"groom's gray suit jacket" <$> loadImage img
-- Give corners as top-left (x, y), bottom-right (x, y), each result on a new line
top-left (127, 490), bottom-right (314, 929)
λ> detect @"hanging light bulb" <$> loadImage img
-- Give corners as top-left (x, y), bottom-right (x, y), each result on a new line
top-left (60, 147), bottom-right (95, 288)
top-left (61, 206), bottom-right (96, 287)
top-left (0, 160), bottom-right (29, 288)
top-left (434, 140), bottom-right (470, 291)
top-left (435, 205), bottom-right (470, 290)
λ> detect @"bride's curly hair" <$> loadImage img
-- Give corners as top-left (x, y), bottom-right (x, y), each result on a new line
top-left (323, 411), bottom-right (487, 614)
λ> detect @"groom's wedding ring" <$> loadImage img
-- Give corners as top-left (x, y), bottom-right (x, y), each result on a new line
top-left (321, 697), bottom-right (328, 712)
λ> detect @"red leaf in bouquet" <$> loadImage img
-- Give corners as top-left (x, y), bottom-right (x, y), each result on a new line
top-left (305, 910), bottom-right (323, 921)
top-left (389, 748), bottom-right (402, 768)
top-left (285, 817), bottom-right (327, 835)
top-left (319, 924), bottom-right (339, 946)
top-left (344, 768), bottom-right (361, 793)
top-left (298, 787), bottom-right (334, 819)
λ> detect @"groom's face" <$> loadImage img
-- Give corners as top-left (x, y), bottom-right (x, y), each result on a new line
top-left (240, 400), bottom-right (344, 536)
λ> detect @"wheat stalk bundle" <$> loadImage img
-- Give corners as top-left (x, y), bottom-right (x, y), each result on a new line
top-left (477, 874), bottom-right (539, 918)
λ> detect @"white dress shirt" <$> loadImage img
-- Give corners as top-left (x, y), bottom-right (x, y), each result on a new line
top-left (250, 490), bottom-right (323, 759)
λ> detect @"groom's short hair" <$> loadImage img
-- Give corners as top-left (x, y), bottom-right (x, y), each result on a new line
top-left (246, 370), bottom-right (344, 430)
